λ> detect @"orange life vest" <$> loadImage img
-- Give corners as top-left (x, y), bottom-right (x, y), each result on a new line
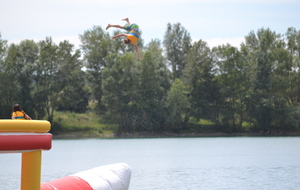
top-left (12, 111), bottom-right (25, 120)
top-left (127, 29), bottom-right (140, 44)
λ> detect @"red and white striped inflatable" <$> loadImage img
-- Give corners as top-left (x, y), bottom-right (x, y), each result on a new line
top-left (41, 163), bottom-right (132, 190)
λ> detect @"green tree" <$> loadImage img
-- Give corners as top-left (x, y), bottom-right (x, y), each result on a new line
top-left (102, 53), bottom-right (139, 133)
top-left (56, 50), bottom-right (89, 113)
top-left (183, 40), bottom-right (221, 124)
top-left (163, 23), bottom-right (191, 79)
top-left (213, 44), bottom-right (250, 131)
top-left (0, 33), bottom-right (11, 118)
top-left (145, 39), bottom-right (171, 100)
top-left (2, 44), bottom-right (20, 117)
top-left (2, 40), bottom-right (38, 118)
top-left (34, 38), bottom-right (82, 124)
top-left (17, 40), bottom-right (39, 116)
top-left (286, 27), bottom-right (300, 104)
top-left (0, 33), bottom-right (6, 62)
top-left (0, 34), bottom-right (5, 66)
top-left (102, 49), bottom-right (169, 133)
top-left (80, 26), bottom-right (113, 112)
top-left (244, 28), bottom-right (281, 132)
top-left (284, 27), bottom-right (300, 130)
top-left (56, 71), bottom-right (89, 113)
top-left (34, 37), bottom-right (58, 122)
top-left (166, 78), bottom-right (190, 129)
top-left (134, 51), bottom-right (167, 132)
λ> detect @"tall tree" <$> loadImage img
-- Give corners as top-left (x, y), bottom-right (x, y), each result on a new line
top-left (286, 27), bottom-right (300, 104)
top-left (284, 27), bottom-right (300, 130)
top-left (2, 40), bottom-right (38, 118)
top-left (102, 49), bottom-right (169, 133)
top-left (0, 33), bottom-right (6, 62)
top-left (166, 78), bottom-right (190, 129)
top-left (145, 39), bottom-right (171, 99)
top-left (244, 28), bottom-right (280, 132)
top-left (17, 40), bottom-right (39, 115)
top-left (56, 70), bottom-right (89, 113)
top-left (0, 33), bottom-right (11, 118)
top-left (80, 26), bottom-right (112, 112)
top-left (183, 40), bottom-right (221, 124)
top-left (135, 51), bottom-right (167, 132)
top-left (34, 38), bottom-right (82, 124)
top-left (102, 53), bottom-right (139, 133)
top-left (34, 37), bottom-right (58, 122)
top-left (56, 43), bottom-right (89, 113)
top-left (2, 44), bottom-right (20, 117)
top-left (213, 44), bottom-right (250, 131)
top-left (163, 23), bottom-right (191, 79)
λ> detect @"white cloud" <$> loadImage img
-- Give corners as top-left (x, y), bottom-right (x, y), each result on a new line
top-left (7, 35), bottom-right (81, 50)
top-left (205, 37), bottom-right (245, 48)
top-left (52, 35), bottom-right (82, 50)
top-left (62, 0), bottom-right (300, 5)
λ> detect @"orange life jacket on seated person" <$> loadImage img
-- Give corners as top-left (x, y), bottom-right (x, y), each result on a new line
top-left (12, 111), bottom-right (26, 120)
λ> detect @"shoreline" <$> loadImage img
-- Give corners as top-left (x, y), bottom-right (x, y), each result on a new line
top-left (52, 131), bottom-right (300, 139)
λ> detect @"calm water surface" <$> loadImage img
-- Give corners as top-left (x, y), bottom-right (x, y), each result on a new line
top-left (1, 137), bottom-right (300, 190)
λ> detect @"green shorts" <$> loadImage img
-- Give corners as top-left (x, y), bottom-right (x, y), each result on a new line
top-left (123, 23), bottom-right (139, 31)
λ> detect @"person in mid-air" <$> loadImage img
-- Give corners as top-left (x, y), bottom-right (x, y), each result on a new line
top-left (106, 18), bottom-right (141, 60)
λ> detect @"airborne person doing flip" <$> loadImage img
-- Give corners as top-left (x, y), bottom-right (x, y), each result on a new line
top-left (106, 18), bottom-right (141, 60)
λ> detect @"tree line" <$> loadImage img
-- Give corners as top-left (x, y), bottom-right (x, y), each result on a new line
top-left (0, 24), bottom-right (300, 134)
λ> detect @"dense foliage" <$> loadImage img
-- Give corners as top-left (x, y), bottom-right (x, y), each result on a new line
top-left (1, 25), bottom-right (300, 135)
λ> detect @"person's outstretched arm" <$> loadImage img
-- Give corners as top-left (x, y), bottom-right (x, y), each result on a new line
top-left (112, 33), bottom-right (128, 39)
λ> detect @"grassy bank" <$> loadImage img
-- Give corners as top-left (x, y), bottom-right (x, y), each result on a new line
top-left (49, 111), bottom-right (300, 138)
top-left (51, 111), bottom-right (117, 138)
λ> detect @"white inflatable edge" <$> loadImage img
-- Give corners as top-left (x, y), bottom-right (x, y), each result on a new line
top-left (72, 163), bottom-right (132, 190)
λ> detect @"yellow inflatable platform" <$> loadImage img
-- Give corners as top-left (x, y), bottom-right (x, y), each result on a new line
top-left (0, 119), bottom-right (50, 133)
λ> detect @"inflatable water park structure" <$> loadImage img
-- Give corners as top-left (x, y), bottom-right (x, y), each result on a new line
top-left (0, 120), bottom-right (131, 190)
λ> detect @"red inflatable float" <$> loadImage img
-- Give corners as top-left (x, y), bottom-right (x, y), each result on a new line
top-left (0, 120), bottom-right (52, 190)
top-left (41, 163), bottom-right (132, 190)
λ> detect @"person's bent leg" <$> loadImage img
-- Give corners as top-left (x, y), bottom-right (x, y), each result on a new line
top-left (122, 18), bottom-right (130, 24)
top-left (106, 24), bottom-right (123, 30)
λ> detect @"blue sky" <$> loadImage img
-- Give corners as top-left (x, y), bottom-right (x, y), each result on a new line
top-left (1, 0), bottom-right (299, 49)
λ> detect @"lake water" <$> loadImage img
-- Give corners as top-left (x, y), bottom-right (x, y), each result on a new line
top-left (1, 137), bottom-right (300, 190)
